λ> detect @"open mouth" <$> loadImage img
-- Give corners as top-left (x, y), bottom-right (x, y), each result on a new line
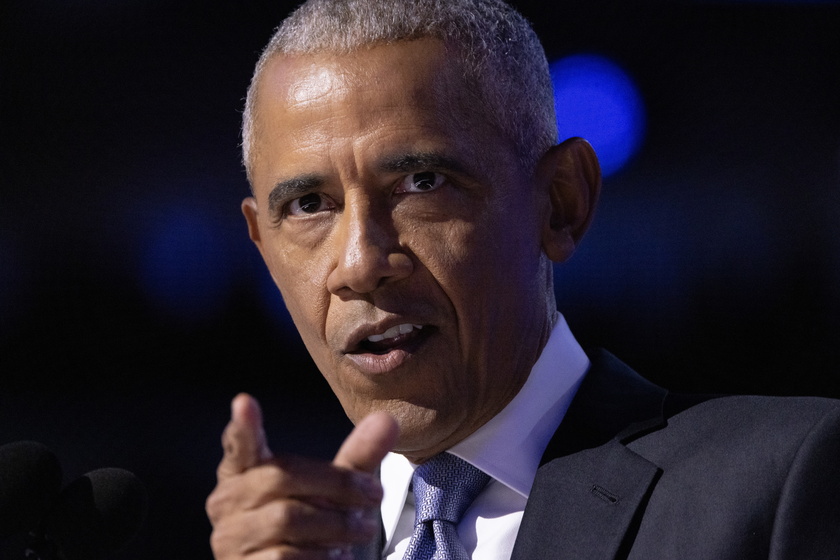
top-left (354, 323), bottom-right (432, 355)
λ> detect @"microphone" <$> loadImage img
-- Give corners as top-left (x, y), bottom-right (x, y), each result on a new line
top-left (28, 467), bottom-right (149, 560)
top-left (0, 441), bottom-right (63, 540)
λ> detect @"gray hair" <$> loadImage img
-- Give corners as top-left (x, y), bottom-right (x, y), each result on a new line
top-left (242, 0), bottom-right (557, 183)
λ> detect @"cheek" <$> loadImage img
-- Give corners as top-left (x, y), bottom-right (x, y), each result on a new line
top-left (407, 218), bottom-right (477, 275)
top-left (412, 211), bottom-right (544, 350)
top-left (262, 241), bottom-right (332, 340)
top-left (413, 213), bottom-right (531, 298)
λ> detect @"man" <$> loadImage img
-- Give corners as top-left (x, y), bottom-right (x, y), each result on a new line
top-left (206, 1), bottom-right (840, 558)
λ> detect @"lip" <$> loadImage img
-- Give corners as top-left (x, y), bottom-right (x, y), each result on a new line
top-left (342, 319), bottom-right (434, 375)
top-left (342, 318), bottom-right (425, 353)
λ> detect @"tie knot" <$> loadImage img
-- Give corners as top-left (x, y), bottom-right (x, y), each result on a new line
top-left (411, 453), bottom-right (490, 525)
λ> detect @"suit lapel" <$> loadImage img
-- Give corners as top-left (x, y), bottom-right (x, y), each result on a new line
top-left (511, 350), bottom-right (668, 560)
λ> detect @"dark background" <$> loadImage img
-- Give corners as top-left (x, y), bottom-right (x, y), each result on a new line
top-left (2, 0), bottom-right (839, 558)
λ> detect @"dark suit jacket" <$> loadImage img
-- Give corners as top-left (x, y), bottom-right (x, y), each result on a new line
top-left (357, 349), bottom-right (840, 559)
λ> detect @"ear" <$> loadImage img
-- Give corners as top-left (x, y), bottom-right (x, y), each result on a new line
top-left (242, 196), bottom-right (283, 289)
top-left (538, 137), bottom-right (601, 263)
top-left (241, 196), bottom-right (264, 250)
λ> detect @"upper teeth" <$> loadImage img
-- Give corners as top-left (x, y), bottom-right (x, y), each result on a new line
top-left (366, 324), bottom-right (422, 343)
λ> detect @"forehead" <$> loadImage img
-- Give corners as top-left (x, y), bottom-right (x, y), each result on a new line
top-left (258, 38), bottom-right (459, 109)
top-left (255, 43), bottom-right (485, 149)
top-left (247, 38), bottom-right (524, 197)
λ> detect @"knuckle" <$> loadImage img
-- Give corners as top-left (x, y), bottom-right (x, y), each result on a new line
top-left (206, 487), bottom-right (229, 523)
top-left (209, 528), bottom-right (224, 553)
top-left (261, 462), bottom-right (291, 489)
top-left (205, 495), bottom-right (219, 521)
top-left (209, 525), bottom-right (237, 558)
top-left (262, 542), bottom-right (303, 560)
top-left (267, 547), bottom-right (293, 560)
top-left (267, 500), bottom-right (302, 534)
top-left (241, 463), bottom-right (292, 502)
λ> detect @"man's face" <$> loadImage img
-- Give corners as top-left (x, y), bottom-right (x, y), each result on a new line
top-left (244, 38), bottom-right (555, 461)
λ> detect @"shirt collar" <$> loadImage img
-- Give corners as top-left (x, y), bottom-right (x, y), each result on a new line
top-left (447, 312), bottom-right (588, 496)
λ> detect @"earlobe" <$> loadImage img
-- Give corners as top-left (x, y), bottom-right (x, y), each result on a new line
top-left (241, 197), bottom-right (263, 247)
top-left (539, 137), bottom-right (602, 263)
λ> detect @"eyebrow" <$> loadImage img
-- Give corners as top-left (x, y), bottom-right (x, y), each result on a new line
top-left (268, 174), bottom-right (323, 214)
top-left (378, 151), bottom-right (469, 176)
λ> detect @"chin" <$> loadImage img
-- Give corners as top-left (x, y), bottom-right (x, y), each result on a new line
top-left (381, 401), bottom-right (462, 461)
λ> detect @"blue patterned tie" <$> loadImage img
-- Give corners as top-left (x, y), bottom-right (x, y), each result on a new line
top-left (403, 453), bottom-right (491, 560)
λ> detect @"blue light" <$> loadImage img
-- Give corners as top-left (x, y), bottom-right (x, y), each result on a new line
top-left (138, 204), bottom-right (234, 322)
top-left (550, 54), bottom-right (646, 177)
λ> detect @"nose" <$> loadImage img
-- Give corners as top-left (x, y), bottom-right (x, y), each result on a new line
top-left (326, 199), bottom-right (413, 296)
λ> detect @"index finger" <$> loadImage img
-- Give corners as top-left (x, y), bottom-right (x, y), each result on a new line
top-left (218, 393), bottom-right (274, 479)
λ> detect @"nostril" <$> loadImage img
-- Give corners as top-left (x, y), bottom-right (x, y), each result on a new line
top-left (327, 249), bottom-right (414, 296)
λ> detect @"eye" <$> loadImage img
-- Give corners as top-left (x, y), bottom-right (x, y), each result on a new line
top-left (396, 171), bottom-right (445, 194)
top-left (287, 193), bottom-right (334, 216)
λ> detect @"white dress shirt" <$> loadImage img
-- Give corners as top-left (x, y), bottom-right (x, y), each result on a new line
top-left (380, 313), bottom-right (590, 559)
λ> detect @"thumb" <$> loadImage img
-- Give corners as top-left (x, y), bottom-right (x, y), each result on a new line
top-left (217, 393), bottom-right (273, 478)
top-left (333, 412), bottom-right (399, 473)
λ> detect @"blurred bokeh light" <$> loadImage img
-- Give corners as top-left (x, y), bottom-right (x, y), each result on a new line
top-left (550, 54), bottom-right (646, 177)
